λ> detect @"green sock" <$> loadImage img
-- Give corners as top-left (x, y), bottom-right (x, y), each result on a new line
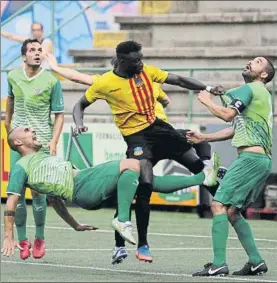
top-left (117, 170), bottom-right (139, 222)
top-left (153, 172), bottom-right (205, 193)
top-left (233, 217), bottom-right (263, 264)
top-left (15, 196), bottom-right (28, 241)
top-left (212, 213), bottom-right (229, 267)
top-left (32, 194), bottom-right (47, 240)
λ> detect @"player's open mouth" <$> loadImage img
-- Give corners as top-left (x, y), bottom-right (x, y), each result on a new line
top-left (33, 135), bottom-right (37, 140)
top-left (244, 64), bottom-right (251, 71)
top-left (34, 58), bottom-right (40, 63)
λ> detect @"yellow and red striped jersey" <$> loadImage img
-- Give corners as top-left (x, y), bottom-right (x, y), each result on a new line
top-left (154, 84), bottom-right (169, 123)
top-left (85, 65), bottom-right (168, 136)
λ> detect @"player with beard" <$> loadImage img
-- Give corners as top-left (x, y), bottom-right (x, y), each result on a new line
top-left (1, 126), bottom-right (219, 257)
top-left (188, 57), bottom-right (275, 277)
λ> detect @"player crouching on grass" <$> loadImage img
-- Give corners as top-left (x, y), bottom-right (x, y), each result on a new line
top-left (1, 126), bottom-right (220, 257)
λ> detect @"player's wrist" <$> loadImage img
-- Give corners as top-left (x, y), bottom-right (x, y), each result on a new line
top-left (205, 86), bottom-right (213, 92)
top-left (50, 139), bottom-right (58, 145)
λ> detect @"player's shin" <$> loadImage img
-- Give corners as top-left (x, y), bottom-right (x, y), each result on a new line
top-left (153, 173), bottom-right (205, 193)
top-left (117, 170), bottom-right (139, 222)
top-left (32, 194), bottom-right (47, 240)
top-left (212, 213), bottom-right (229, 266)
top-left (232, 217), bottom-right (263, 265)
top-left (15, 196), bottom-right (28, 241)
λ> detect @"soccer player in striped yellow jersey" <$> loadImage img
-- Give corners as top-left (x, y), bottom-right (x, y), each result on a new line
top-left (46, 41), bottom-right (223, 263)
top-left (4, 39), bottom-right (64, 260)
top-left (188, 57), bottom-right (275, 277)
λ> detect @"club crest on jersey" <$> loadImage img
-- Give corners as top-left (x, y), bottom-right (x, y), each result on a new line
top-left (33, 88), bottom-right (42, 95)
top-left (134, 147), bottom-right (143, 156)
top-left (135, 77), bottom-right (144, 88)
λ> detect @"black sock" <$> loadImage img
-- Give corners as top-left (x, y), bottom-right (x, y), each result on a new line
top-left (193, 142), bottom-right (211, 161)
top-left (135, 183), bottom-right (152, 247)
top-left (203, 182), bottom-right (220, 197)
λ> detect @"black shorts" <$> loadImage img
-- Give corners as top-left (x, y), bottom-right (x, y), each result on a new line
top-left (123, 119), bottom-right (192, 163)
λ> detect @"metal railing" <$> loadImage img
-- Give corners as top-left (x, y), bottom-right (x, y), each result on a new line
top-left (1, 66), bottom-right (277, 122)
top-left (1, 2), bottom-right (276, 121)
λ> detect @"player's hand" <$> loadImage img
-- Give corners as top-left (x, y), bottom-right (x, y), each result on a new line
top-left (48, 140), bottom-right (58, 156)
top-left (186, 130), bottom-right (205, 144)
top-left (73, 126), bottom-right (88, 136)
top-left (198, 90), bottom-right (213, 105)
top-left (210, 85), bottom-right (225, 96)
top-left (75, 224), bottom-right (98, 231)
top-left (45, 52), bottom-right (58, 69)
top-left (1, 236), bottom-right (23, 257)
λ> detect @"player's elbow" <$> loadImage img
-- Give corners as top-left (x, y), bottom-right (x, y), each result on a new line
top-left (223, 114), bottom-right (233, 122)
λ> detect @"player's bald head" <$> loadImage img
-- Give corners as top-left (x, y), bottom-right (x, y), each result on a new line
top-left (7, 127), bottom-right (23, 152)
top-left (7, 126), bottom-right (42, 154)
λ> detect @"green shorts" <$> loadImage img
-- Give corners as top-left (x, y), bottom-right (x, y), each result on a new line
top-left (214, 152), bottom-right (272, 209)
top-left (72, 160), bottom-right (121, 210)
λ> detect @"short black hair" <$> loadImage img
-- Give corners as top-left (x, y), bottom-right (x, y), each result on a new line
top-left (116, 41), bottom-right (142, 56)
top-left (31, 22), bottom-right (44, 31)
top-left (263, 57), bottom-right (275, 84)
top-left (21, 39), bottom-right (40, 56)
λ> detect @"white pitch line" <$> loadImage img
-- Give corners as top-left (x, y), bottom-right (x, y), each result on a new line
top-left (5, 224), bottom-right (276, 243)
top-left (45, 247), bottom-right (277, 252)
top-left (2, 261), bottom-right (277, 283)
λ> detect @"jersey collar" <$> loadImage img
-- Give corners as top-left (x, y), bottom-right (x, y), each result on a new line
top-left (23, 67), bottom-right (44, 82)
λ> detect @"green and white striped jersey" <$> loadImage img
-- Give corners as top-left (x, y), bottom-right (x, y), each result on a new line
top-left (8, 68), bottom-right (64, 152)
top-left (220, 82), bottom-right (273, 157)
top-left (7, 151), bottom-right (74, 201)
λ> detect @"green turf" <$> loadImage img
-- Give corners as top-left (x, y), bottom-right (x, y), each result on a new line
top-left (1, 206), bottom-right (277, 282)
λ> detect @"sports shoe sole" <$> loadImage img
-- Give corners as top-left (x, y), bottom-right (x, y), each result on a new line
top-left (112, 253), bottom-right (128, 265)
top-left (136, 253), bottom-right (153, 263)
top-left (111, 220), bottom-right (136, 245)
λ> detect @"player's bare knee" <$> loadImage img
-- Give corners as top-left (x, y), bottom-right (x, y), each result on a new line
top-left (227, 206), bottom-right (242, 225)
top-left (120, 159), bottom-right (140, 173)
top-left (211, 201), bottom-right (226, 215)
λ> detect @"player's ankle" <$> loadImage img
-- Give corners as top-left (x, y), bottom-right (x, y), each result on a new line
top-left (138, 242), bottom-right (148, 248)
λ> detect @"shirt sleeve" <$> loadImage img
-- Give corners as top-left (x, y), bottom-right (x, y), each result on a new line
top-left (227, 84), bottom-right (253, 113)
top-left (85, 80), bottom-right (105, 103)
top-left (50, 80), bottom-right (64, 113)
top-left (145, 65), bottom-right (168, 84)
top-left (7, 75), bottom-right (14, 97)
top-left (91, 74), bottom-right (100, 84)
top-left (157, 85), bottom-right (167, 100)
top-left (6, 164), bottom-right (27, 196)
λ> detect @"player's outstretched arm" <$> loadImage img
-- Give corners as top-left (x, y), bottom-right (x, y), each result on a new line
top-left (1, 194), bottom-right (23, 257)
top-left (5, 96), bottom-right (14, 134)
top-left (165, 73), bottom-right (206, 90)
top-left (73, 96), bottom-right (92, 134)
top-left (187, 127), bottom-right (234, 144)
top-left (45, 53), bottom-right (93, 85)
top-left (165, 73), bottom-right (224, 95)
top-left (48, 196), bottom-right (98, 231)
top-left (1, 30), bottom-right (27, 43)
